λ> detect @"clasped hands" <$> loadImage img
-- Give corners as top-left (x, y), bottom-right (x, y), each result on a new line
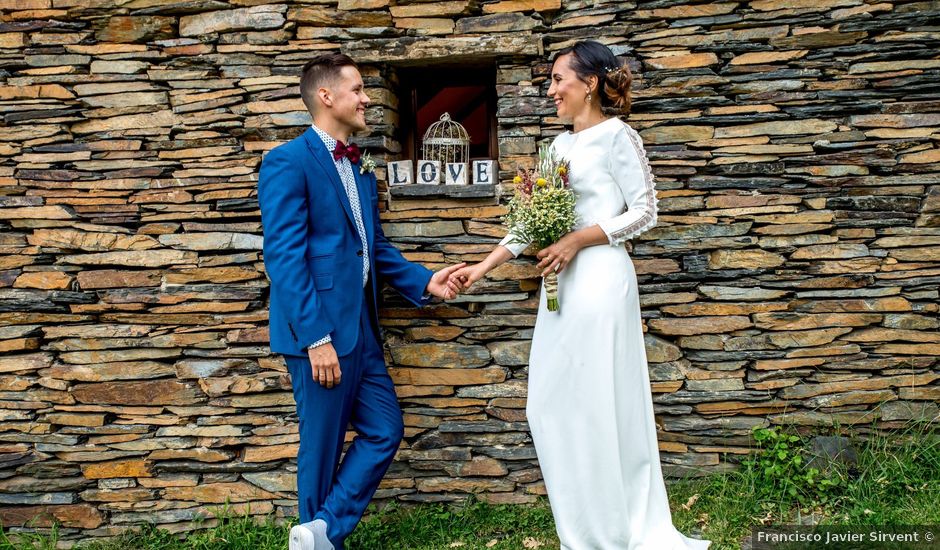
top-left (426, 262), bottom-right (467, 301)
top-left (449, 234), bottom-right (583, 292)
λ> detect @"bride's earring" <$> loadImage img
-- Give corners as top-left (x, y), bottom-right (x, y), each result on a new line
top-left (585, 89), bottom-right (592, 103)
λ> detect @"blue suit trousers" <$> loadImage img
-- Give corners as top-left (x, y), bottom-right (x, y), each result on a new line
top-left (286, 291), bottom-right (403, 549)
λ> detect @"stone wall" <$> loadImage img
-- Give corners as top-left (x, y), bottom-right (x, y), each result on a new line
top-left (2, 0), bottom-right (939, 541)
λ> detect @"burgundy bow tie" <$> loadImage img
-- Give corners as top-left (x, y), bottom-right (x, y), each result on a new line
top-left (332, 141), bottom-right (361, 164)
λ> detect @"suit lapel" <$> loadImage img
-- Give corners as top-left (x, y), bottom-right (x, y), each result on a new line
top-left (302, 128), bottom-right (356, 230)
top-left (352, 164), bottom-right (375, 249)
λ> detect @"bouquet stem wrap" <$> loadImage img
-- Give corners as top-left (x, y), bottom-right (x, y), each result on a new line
top-left (544, 271), bottom-right (560, 312)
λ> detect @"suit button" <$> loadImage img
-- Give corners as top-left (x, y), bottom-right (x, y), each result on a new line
top-left (356, 250), bottom-right (364, 257)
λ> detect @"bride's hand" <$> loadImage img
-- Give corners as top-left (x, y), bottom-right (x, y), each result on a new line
top-left (449, 264), bottom-right (486, 290)
top-left (537, 233), bottom-right (582, 276)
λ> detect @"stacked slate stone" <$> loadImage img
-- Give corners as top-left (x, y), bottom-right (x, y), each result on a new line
top-left (1, 0), bottom-right (938, 541)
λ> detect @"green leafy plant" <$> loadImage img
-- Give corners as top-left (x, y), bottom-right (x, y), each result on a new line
top-left (742, 426), bottom-right (842, 507)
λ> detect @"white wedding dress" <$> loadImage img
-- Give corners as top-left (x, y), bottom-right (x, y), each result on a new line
top-left (500, 118), bottom-right (710, 550)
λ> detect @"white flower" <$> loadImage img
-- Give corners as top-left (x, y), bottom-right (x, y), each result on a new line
top-left (359, 151), bottom-right (376, 175)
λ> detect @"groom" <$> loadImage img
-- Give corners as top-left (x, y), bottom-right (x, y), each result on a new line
top-left (257, 53), bottom-right (463, 550)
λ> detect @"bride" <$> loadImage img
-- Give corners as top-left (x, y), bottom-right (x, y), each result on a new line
top-left (450, 41), bottom-right (710, 550)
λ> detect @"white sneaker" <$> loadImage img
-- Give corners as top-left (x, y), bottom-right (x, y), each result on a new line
top-left (289, 519), bottom-right (334, 550)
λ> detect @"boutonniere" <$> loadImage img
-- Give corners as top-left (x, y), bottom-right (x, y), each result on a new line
top-left (359, 151), bottom-right (376, 175)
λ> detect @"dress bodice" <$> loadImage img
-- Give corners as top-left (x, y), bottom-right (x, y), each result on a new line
top-left (499, 117), bottom-right (658, 257)
top-left (550, 117), bottom-right (657, 244)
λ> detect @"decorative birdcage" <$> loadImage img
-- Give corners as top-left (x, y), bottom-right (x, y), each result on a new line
top-left (421, 112), bottom-right (470, 166)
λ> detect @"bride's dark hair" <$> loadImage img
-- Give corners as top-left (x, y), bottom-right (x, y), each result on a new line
top-left (552, 40), bottom-right (632, 113)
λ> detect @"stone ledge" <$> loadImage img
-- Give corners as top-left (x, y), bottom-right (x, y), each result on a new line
top-left (344, 35), bottom-right (539, 64)
top-left (389, 184), bottom-right (497, 199)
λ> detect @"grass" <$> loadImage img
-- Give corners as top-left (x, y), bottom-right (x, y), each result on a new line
top-left (669, 423), bottom-right (940, 549)
top-left (346, 499), bottom-right (557, 549)
top-left (0, 502), bottom-right (558, 550)
top-left (3, 425), bottom-right (938, 550)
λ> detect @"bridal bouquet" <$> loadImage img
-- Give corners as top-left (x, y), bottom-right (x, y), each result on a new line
top-left (504, 144), bottom-right (577, 312)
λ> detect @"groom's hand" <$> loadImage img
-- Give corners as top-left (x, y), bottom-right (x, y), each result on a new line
top-left (450, 264), bottom-right (485, 290)
top-left (426, 263), bottom-right (467, 301)
top-left (308, 343), bottom-right (341, 388)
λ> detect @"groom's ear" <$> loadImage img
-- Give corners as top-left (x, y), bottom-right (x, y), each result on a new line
top-left (316, 87), bottom-right (333, 109)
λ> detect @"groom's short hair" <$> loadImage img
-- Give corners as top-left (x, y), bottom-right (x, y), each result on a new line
top-left (300, 53), bottom-right (359, 113)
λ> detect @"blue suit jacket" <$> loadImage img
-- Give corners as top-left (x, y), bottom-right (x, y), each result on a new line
top-left (258, 128), bottom-right (434, 357)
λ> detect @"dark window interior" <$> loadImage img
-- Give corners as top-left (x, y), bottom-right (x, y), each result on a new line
top-left (398, 65), bottom-right (498, 163)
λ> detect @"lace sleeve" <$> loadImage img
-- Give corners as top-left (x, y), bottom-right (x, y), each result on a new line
top-left (498, 230), bottom-right (531, 258)
top-left (597, 123), bottom-right (658, 245)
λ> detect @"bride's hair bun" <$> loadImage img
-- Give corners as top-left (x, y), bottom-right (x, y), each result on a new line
top-left (552, 40), bottom-right (633, 114)
top-left (603, 65), bottom-right (632, 113)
